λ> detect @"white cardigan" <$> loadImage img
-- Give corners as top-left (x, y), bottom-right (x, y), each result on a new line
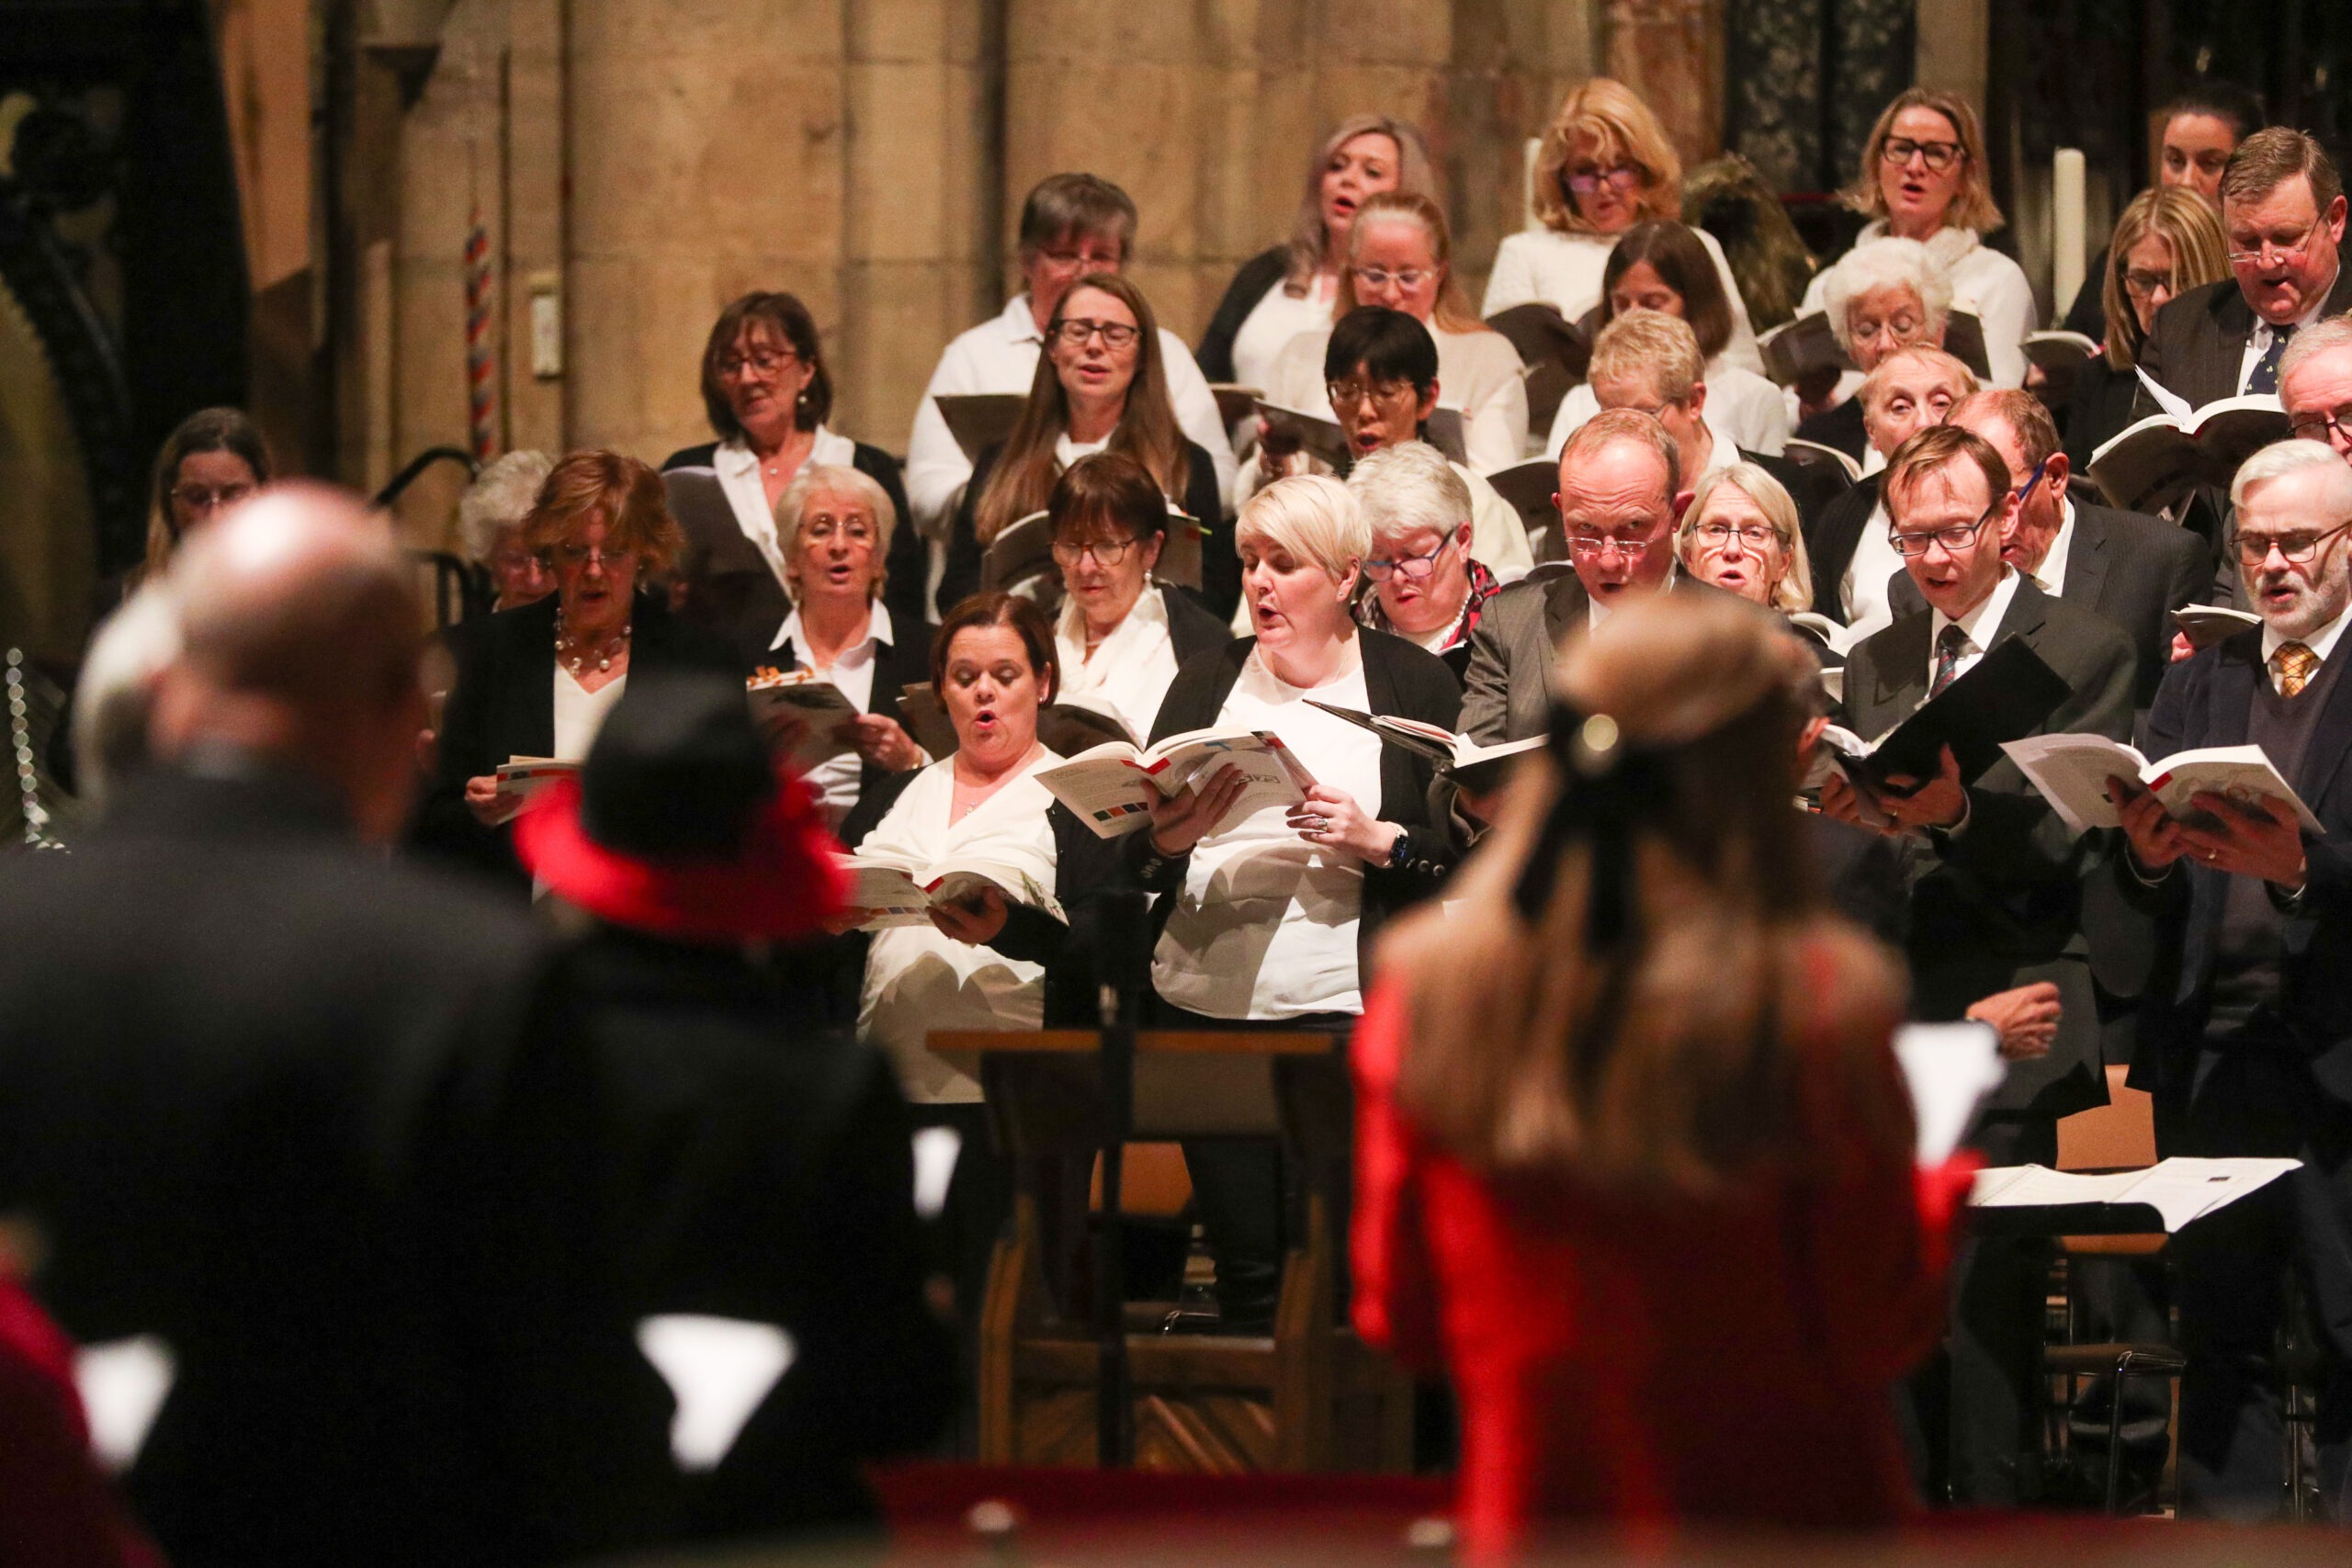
top-left (1802, 223), bottom-right (2037, 389)
top-left (1480, 226), bottom-right (1765, 378)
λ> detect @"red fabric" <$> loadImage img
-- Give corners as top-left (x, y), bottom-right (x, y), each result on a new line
top-left (0, 1280), bottom-right (164, 1568)
top-left (1350, 972), bottom-right (1951, 1563)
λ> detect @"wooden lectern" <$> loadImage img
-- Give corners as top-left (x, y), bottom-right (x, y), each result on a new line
top-left (929, 1028), bottom-right (1414, 1474)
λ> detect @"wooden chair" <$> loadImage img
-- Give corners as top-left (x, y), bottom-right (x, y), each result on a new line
top-left (935, 1028), bottom-right (1414, 1474)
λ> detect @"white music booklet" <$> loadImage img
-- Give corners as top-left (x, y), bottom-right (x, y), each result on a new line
top-left (1971, 1158), bottom-right (2301, 1233)
top-left (835, 854), bottom-right (1063, 932)
top-left (1036, 728), bottom-right (1317, 840)
top-left (746, 668), bottom-right (861, 768)
top-left (2001, 733), bottom-right (2323, 839)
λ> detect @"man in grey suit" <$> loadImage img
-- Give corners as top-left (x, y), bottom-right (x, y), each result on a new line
top-left (1460, 409), bottom-right (1683, 744)
top-left (1826, 424), bottom-right (2136, 1508)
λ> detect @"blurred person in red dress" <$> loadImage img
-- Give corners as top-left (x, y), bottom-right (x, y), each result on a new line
top-left (1351, 592), bottom-right (1961, 1560)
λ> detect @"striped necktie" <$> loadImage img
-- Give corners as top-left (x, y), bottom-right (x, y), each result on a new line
top-left (1930, 622), bottom-right (1971, 697)
top-left (2273, 640), bottom-right (2319, 697)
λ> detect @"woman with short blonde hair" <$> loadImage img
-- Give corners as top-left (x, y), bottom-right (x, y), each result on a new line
top-left (1484, 80), bottom-right (1763, 376)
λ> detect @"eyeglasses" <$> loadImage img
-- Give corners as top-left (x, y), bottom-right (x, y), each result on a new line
top-left (1881, 137), bottom-right (1964, 173)
top-left (2289, 405), bottom-right (2352, 445)
top-left (548, 542), bottom-right (639, 570)
top-left (2227, 226), bottom-right (2320, 267)
top-left (1564, 165), bottom-right (1644, 195)
top-left (1053, 318), bottom-right (1139, 349)
top-left (171, 482), bottom-right (255, 513)
top-left (718, 348), bottom-right (798, 378)
top-left (1566, 528), bottom-right (1661, 559)
top-left (2121, 268), bottom-right (2173, 299)
top-left (1049, 535), bottom-right (1136, 568)
top-left (1326, 377), bottom-right (1419, 411)
top-left (2236, 520), bottom-right (2351, 567)
top-left (1353, 267), bottom-right (1435, 292)
top-left (1363, 535), bottom-right (1456, 581)
top-left (1887, 503), bottom-right (1996, 558)
top-left (1689, 521), bottom-right (1781, 551)
top-left (1037, 244), bottom-right (1122, 272)
top-left (1849, 312), bottom-right (1924, 346)
top-left (801, 516), bottom-right (876, 546)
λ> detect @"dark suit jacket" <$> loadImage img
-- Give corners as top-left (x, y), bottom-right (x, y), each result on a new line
top-left (0, 770), bottom-right (676, 1567)
top-left (413, 592), bottom-right (741, 893)
top-left (2124, 630), bottom-right (2352, 1107)
top-left (1461, 570), bottom-right (1589, 744)
top-left (1809, 810), bottom-right (1912, 950)
top-left (1130, 632), bottom-right (1463, 983)
top-left (1887, 501), bottom-right (2213, 709)
top-left (1792, 393), bottom-right (1868, 464)
top-left (936, 438), bottom-right (1228, 621)
top-left (1804, 473), bottom-right (1884, 623)
top-left (2064, 354), bottom-right (2142, 471)
top-left (1745, 446), bottom-right (1851, 534)
top-left (1842, 578), bottom-right (2137, 1117)
top-left (566, 925), bottom-right (952, 1539)
top-left (2136, 268), bottom-right (2352, 412)
top-left (662, 440), bottom-right (924, 650)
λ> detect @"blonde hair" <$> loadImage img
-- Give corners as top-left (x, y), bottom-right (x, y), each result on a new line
top-left (1381, 592), bottom-right (1907, 1186)
top-left (775, 463), bottom-right (898, 603)
top-left (1532, 79), bottom-right (1684, 236)
top-left (1285, 117), bottom-right (1439, 295)
top-left (2101, 187), bottom-right (2228, 371)
top-left (1236, 474), bottom-right (1368, 585)
top-left (1589, 309), bottom-right (1705, 404)
top-left (1681, 463), bottom-right (1814, 613)
top-left (1337, 192), bottom-right (1487, 336)
top-left (1846, 88), bottom-right (2005, 234)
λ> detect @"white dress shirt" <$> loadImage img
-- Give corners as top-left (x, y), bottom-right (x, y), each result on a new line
top-left (903, 295), bottom-right (1238, 535)
top-left (1840, 495), bottom-right (1903, 642)
top-left (695, 426), bottom-right (862, 592)
top-left (1055, 583), bottom-right (1182, 741)
top-left (2028, 498), bottom-right (2077, 595)
top-left (2235, 268), bottom-right (2339, 395)
top-left (1927, 567), bottom-right (2025, 689)
top-left (770, 602), bottom-right (896, 825)
top-left (2261, 599), bottom-right (2352, 690)
top-left (1479, 226), bottom-right (1766, 377)
top-left (1264, 321), bottom-right (1533, 475)
top-left (1801, 223), bottom-right (2039, 388)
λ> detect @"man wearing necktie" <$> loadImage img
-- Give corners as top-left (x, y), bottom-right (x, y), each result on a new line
top-left (2110, 440), bottom-right (2352, 1518)
top-left (1826, 424), bottom-right (2135, 1506)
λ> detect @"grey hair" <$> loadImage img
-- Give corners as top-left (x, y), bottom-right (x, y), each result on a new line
top-left (1679, 462), bottom-right (1814, 613)
top-left (456, 449), bottom-right (555, 563)
top-left (2279, 315), bottom-right (2352, 394)
top-left (71, 581), bottom-right (183, 811)
top-left (2232, 438), bottom-right (2352, 514)
top-left (1821, 237), bottom-right (1953, 357)
top-left (774, 463), bottom-right (899, 602)
top-left (1345, 440), bottom-right (1472, 541)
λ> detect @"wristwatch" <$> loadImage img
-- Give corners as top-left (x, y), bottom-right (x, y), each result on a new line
top-left (1385, 828), bottom-right (1411, 870)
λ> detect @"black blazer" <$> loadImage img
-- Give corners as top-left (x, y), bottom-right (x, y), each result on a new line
top-left (1803, 473), bottom-right (1885, 622)
top-left (1193, 246), bottom-right (1290, 385)
top-left (564, 924), bottom-right (951, 1538)
top-left (0, 770), bottom-right (677, 1566)
top-left (831, 763), bottom-right (1134, 1029)
top-left (1842, 578), bottom-right (2137, 1117)
top-left (2136, 268), bottom-right (2352, 412)
top-left (2063, 353), bottom-right (2143, 470)
top-left (660, 441), bottom-right (926, 650)
top-left (1745, 445), bottom-right (1850, 534)
top-left (2124, 629), bottom-right (2352, 1108)
top-left (1886, 501), bottom-right (2214, 710)
top-left (1161, 580), bottom-right (1237, 669)
top-left (936, 438), bottom-right (1229, 621)
top-left (1127, 631), bottom-right (1464, 994)
top-left (1808, 809), bottom-right (1912, 950)
top-left (759, 604), bottom-right (935, 805)
top-left (1792, 393), bottom-right (1869, 464)
top-left (413, 592), bottom-right (741, 893)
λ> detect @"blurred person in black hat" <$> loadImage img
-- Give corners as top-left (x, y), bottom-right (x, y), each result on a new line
top-left (514, 667), bottom-right (953, 1540)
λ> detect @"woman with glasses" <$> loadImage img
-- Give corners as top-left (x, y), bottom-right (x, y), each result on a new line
top-left (1046, 454), bottom-right (1233, 740)
top-left (664, 292), bottom-right (921, 650)
top-left (1195, 115), bottom-right (1436, 392)
top-left (1800, 88), bottom-right (2035, 388)
top-left (1482, 79), bottom-right (1763, 376)
top-left (938, 274), bottom-right (1226, 618)
top-left (1794, 236), bottom-right (1956, 462)
top-left (2064, 188), bottom-right (2229, 467)
top-left (1262, 192), bottom-right (1531, 476)
top-left (1346, 440), bottom-right (1499, 677)
top-left (415, 450), bottom-right (739, 895)
top-left (1676, 464), bottom-right (1836, 662)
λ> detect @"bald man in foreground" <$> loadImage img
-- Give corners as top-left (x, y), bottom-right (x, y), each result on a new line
top-left (0, 487), bottom-right (674, 1566)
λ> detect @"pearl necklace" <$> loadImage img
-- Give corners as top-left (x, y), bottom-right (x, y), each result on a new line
top-left (555, 608), bottom-right (631, 674)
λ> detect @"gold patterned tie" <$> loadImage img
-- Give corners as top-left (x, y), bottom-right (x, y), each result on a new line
top-left (2273, 640), bottom-right (2319, 697)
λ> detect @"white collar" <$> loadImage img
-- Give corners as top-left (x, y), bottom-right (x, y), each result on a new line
top-left (1001, 293), bottom-right (1046, 346)
top-left (1930, 566), bottom-right (2023, 656)
top-left (1057, 580), bottom-right (1170, 644)
top-left (718, 423), bottom-right (857, 476)
top-left (2255, 270), bottom-right (2340, 342)
top-left (771, 600), bottom-right (891, 655)
top-left (2262, 598), bottom-right (2352, 665)
top-left (2030, 497), bottom-right (2077, 594)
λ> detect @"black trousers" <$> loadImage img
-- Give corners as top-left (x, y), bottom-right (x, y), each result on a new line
top-left (1940, 1114), bottom-right (2061, 1506)
top-left (1146, 998), bottom-right (1355, 1331)
top-left (2158, 1046), bottom-right (2352, 1520)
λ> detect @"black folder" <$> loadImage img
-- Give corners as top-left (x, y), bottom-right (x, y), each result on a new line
top-left (1843, 636), bottom-right (2072, 785)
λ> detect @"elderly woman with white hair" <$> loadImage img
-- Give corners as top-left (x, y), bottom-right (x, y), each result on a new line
top-left (758, 462), bottom-right (931, 826)
top-left (1131, 473), bottom-right (1462, 1330)
top-left (457, 449), bottom-right (556, 612)
top-left (1792, 236), bottom-right (1956, 463)
top-left (1346, 440), bottom-right (1500, 677)
top-left (1676, 463), bottom-right (1837, 662)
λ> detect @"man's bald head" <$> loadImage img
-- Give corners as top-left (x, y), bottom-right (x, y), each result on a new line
top-left (155, 483), bottom-right (427, 839)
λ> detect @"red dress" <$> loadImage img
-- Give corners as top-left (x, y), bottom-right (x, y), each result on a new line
top-left (0, 1279), bottom-right (162, 1568)
top-left (1350, 971), bottom-right (1953, 1562)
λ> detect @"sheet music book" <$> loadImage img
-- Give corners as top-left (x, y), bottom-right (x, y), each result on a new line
top-left (1036, 728), bottom-right (1317, 839)
top-left (933, 393), bottom-right (1028, 462)
top-left (2002, 733), bottom-right (2323, 839)
top-left (1818, 637), bottom-right (2071, 787)
top-left (1970, 1157), bottom-right (2300, 1233)
top-left (1304, 700), bottom-right (1544, 791)
top-left (2087, 394), bottom-right (2289, 514)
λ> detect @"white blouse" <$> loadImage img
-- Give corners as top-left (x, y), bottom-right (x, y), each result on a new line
top-left (702, 425), bottom-right (861, 589)
top-left (1546, 366), bottom-right (1792, 460)
top-left (1055, 583), bottom-right (1182, 742)
top-left (1229, 271), bottom-right (1340, 394)
top-left (1480, 226), bottom-right (1766, 378)
top-left (1801, 223), bottom-right (2037, 389)
top-left (855, 750), bottom-right (1066, 1104)
top-left (1150, 649), bottom-right (1383, 1021)
top-left (1265, 321), bottom-right (1532, 475)
top-left (769, 603), bottom-right (897, 827)
top-left (552, 666), bottom-right (626, 761)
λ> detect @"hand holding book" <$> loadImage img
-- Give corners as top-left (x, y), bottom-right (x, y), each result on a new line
top-left (2109, 773), bottom-right (2309, 887)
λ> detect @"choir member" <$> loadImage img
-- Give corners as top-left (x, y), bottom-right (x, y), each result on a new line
top-left (1794, 235), bottom-right (1955, 461)
top-left (1194, 115), bottom-right (1435, 392)
top-left (1045, 454), bottom-right (1233, 741)
top-left (1677, 463), bottom-right (1823, 641)
top-left (905, 174), bottom-right (1237, 545)
top-left (457, 450), bottom-right (556, 612)
top-left (1262, 193), bottom-right (1530, 476)
top-left (1483, 78), bottom-right (1763, 376)
top-left (664, 292), bottom-right (920, 641)
top-left (1347, 439), bottom-right (1501, 676)
top-left (936, 273), bottom-right (1226, 617)
top-left (1544, 220), bottom-right (1790, 455)
top-left (2064, 188), bottom-right (2230, 468)
top-left (1131, 474), bottom-right (1461, 1328)
top-left (1800, 87), bottom-right (2035, 388)
top-left (1354, 591), bottom-right (1947, 1559)
top-left (756, 464), bottom-right (930, 826)
top-left (2282, 315), bottom-right (2352, 462)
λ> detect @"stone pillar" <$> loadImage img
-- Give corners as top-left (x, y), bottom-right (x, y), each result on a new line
top-left (1602, 0), bottom-right (1724, 173)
